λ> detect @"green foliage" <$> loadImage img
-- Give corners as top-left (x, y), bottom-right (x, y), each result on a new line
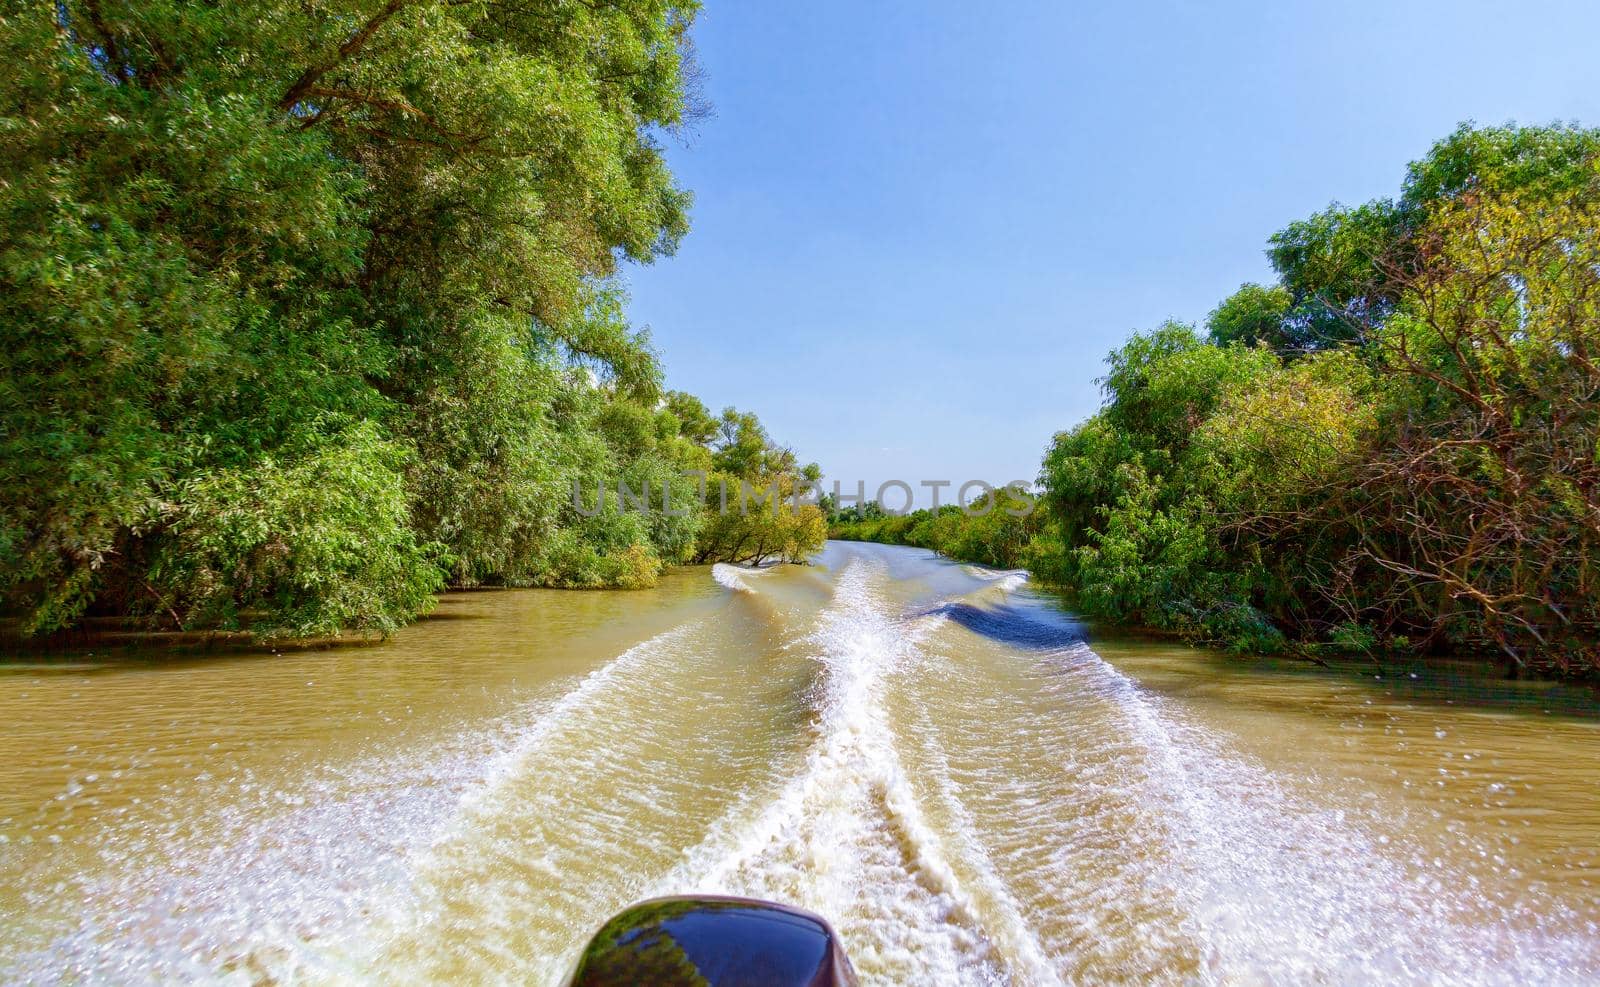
top-left (1033, 332), bottom-right (1373, 650)
top-left (830, 487), bottom-right (1041, 571)
top-left (663, 391), bottom-right (719, 446)
top-left (1256, 124), bottom-right (1600, 360)
top-left (1401, 122), bottom-right (1600, 204)
top-left (1, 0), bottom-right (818, 642)
top-left (1327, 621), bottom-right (1378, 655)
top-left (1099, 321), bottom-right (1278, 450)
top-left (1027, 124), bottom-right (1600, 674)
top-left (9, 15), bottom-right (1592, 688)
top-left (1197, 348), bottom-right (1375, 509)
top-left (1034, 324), bottom-right (1286, 635)
top-left (536, 526), bottom-right (660, 591)
top-left (663, 403), bottom-right (826, 566)
top-left (141, 421), bottom-right (443, 640)
top-left (1326, 193), bottom-right (1600, 673)
top-left (694, 469), bottom-right (827, 566)
top-left (1266, 200), bottom-right (1408, 350)
top-left (1205, 283), bottom-right (1293, 349)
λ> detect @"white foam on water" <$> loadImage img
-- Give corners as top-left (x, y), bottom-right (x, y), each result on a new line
top-left (884, 705), bottom-right (1067, 987)
top-left (712, 562), bottom-right (769, 593)
top-left (892, 630), bottom-right (1206, 981)
top-left (857, 594), bottom-right (1600, 985)
top-left (0, 627), bottom-right (700, 986)
top-left (8, 546), bottom-right (1596, 986)
top-left (1036, 639), bottom-right (1600, 985)
top-left (994, 574), bottom-right (1027, 595)
top-left (429, 625), bottom-right (697, 825)
top-left (652, 561), bottom-right (1034, 986)
top-left (961, 566), bottom-right (1029, 595)
top-left (1, 697), bottom-right (557, 984)
top-left (327, 622), bottom-right (743, 984)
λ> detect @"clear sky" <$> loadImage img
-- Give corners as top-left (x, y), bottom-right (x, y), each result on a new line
top-left (623, 0), bottom-right (1600, 504)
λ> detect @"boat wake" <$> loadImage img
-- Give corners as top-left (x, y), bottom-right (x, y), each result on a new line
top-left (712, 562), bottom-right (771, 594)
top-left (961, 565), bottom-right (1030, 595)
top-left (8, 545), bottom-right (1596, 986)
top-left (656, 560), bottom-right (1033, 984)
top-left (663, 558), bottom-right (1599, 985)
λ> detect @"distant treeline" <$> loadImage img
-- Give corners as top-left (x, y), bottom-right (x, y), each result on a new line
top-left (834, 125), bottom-right (1600, 678)
top-left (829, 490), bottom-right (1042, 572)
top-left (1, 0), bottom-right (823, 642)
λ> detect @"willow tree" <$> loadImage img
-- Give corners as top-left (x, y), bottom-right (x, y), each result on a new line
top-left (0, 0), bottom-right (700, 636)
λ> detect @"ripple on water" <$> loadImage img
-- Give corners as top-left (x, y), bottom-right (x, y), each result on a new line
top-left (2, 546), bottom-right (1597, 986)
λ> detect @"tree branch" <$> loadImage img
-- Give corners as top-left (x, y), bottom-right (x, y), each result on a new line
top-left (277, 0), bottom-right (412, 114)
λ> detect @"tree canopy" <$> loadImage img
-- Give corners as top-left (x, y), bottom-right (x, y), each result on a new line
top-left (0, 0), bottom-right (821, 640)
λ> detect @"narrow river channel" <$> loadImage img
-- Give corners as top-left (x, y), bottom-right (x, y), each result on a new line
top-left (2, 541), bottom-right (1597, 984)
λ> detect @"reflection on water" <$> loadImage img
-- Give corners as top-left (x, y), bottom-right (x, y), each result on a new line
top-left (1, 543), bottom-right (1596, 984)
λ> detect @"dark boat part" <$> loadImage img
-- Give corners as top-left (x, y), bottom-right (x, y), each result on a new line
top-left (564, 895), bottom-right (859, 987)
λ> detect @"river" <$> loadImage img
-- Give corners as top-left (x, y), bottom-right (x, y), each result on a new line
top-left (2, 541), bottom-right (1597, 984)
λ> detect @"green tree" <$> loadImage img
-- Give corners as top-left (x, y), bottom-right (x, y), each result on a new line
top-left (1205, 283), bottom-right (1293, 349)
top-left (1328, 193), bottom-right (1600, 673)
top-left (1264, 123), bottom-right (1600, 356)
top-left (0, 0), bottom-right (707, 637)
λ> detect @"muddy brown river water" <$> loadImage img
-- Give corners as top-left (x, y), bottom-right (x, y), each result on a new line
top-left (2, 541), bottom-right (1597, 984)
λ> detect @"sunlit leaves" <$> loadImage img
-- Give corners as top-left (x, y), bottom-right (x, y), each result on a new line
top-left (0, 0), bottom-right (707, 637)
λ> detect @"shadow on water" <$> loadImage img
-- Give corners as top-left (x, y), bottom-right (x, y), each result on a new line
top-left (919, 601), bottom-right (1087, 651)
top-left (925, 577), bottom-right (1600, 725)
top-left (0, 627), bottom-right (389, 670)
top-left (0, 635), bottom-right (401, 678)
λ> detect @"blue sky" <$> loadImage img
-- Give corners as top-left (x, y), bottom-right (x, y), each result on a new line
top-left (624, 0), bottom-right (1600, 504)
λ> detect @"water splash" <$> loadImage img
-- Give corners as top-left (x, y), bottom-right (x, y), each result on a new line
top-left (961, 565), bottom-right (1030, 595)
top-left (4, 545), bottom-right (1596, 986)
top-left (654, 560), bottom-right (1043, 984)
top-left (712, 563), bottom-right (769, 594)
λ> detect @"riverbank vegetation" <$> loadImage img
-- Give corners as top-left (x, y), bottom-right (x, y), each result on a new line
top-left (829, 488), bottom-right (1042, 571)
top-left (834, 125), bottom-right (1600, 678)
top-left (1, 0), bottom-right (821, 642)
top-left (5, 7), bottom-right (1591, 675)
